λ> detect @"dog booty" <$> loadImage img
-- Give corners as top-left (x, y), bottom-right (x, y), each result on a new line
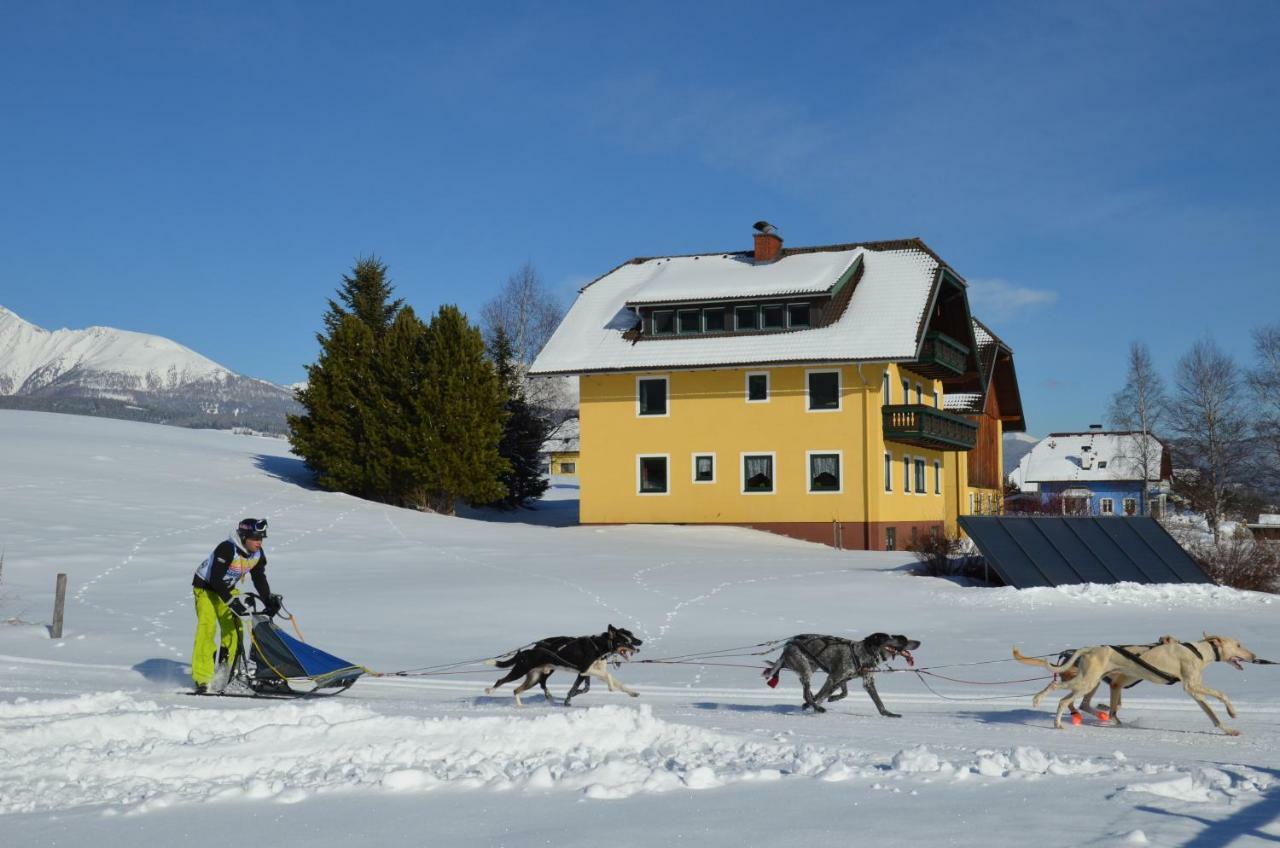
top-left (766, 673), bottom-right (780, 689)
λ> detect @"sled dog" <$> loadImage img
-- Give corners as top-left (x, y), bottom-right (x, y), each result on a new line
top-left (485, 625), bottom-right (643, 707)
top-left (763, 632), bottom-right (920, 717)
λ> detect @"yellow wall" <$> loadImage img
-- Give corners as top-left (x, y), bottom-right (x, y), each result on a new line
top-left (578, 364), bottom-right (961, 529)
top-left (550, 452), bottom-right (580, 477)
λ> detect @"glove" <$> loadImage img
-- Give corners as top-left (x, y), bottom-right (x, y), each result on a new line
top-left (228, 597), bottom-right (248, 617)
top-left (263, 594), bottom-right (282, 617)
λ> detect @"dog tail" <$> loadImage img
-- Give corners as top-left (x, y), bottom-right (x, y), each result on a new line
top-left (486, 655), bottom-right (518, 668)
top-left (762, 650), bottom-right (787, 687)
top-left (1013, 647), bottom-right (1082, 672)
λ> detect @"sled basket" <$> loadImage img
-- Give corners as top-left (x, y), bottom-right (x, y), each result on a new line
top-left (248, 614), bottom-right (365, 690)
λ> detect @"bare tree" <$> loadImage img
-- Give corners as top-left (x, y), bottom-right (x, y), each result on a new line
top-left (1170, 339), bottom-right (1250, 544)
top-left (480, 263), bottom-right (564, 366)
top-left (1107, 341), bottom-right (1169, 515)
top-left (1247, 323), bottom-right (1280, 487)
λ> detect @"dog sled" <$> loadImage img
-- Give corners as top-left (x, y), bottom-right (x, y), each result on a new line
top-left (206, 594), bottom-right (366, 698)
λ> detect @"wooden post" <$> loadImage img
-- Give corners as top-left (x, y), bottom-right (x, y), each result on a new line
top-left (51, 573), bottom-right (67, 639)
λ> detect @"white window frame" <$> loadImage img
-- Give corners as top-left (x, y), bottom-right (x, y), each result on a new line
top-left (882, 370), bottom-right (891, 406)
top-left (734, 304), bottom-right (759, 331)
top-left (902, 377), bottom-right (909, 404)
top-left (740, 451), bottom-right (777, 495)
top-left (1100, 497), bottom-right (1115, 516)
top-left (1123, 497), bottom-right (1137, 516)
top-left (914, 457), bottom-right (926, 494)
top-left (760, 303), bottom-right (786, 331)
top-left (904, 455), bottom-right (913, 494)
top-left (702, 307), bottom-right (726, 333)
top-left (745, 371), bottom-right (770, 404)
top-left (884, 451), bottom-right (893, 492)
top-left (806, 450), bottom-right (843, 495)
top-left (676, 308), bottom-right (702, 335)
top-left (635, 375), bottom-right (670, 418)
top-left (562, 461), bottom-right (576, 475)
top-left (651, 310), bottom-right (675, 336)
top-left (636, 453), bottom-right (671, 496)
top-left (787, 302), bottom-right (811, 329)
top-left (934, 459), bottom-right (941, 495)
top-left (969, 492), bottom-right (976, 515)
top-left (805, 368), bottom-right (842, 413)
top-left (692, 452), bottom-right (716, 484)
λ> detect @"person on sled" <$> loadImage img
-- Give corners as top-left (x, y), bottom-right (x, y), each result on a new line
top-left (190, 518), bottom-right (282, 694)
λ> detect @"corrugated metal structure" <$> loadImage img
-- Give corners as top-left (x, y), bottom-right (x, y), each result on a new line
top-left (958, 516), bottom-right (1210, 588)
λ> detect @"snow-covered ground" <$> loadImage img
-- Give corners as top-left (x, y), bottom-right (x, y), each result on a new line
top-left (1, 410), bottom-right (1277, 847)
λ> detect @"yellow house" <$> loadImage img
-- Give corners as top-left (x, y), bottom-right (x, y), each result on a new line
top-left (542, 417), bottom-right (580, 478)
top-left (529, 224), bottom-right (1026, 549)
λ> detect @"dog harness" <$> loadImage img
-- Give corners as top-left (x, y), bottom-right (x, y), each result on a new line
top-left (1110, 644), bottom-right (1181, 685)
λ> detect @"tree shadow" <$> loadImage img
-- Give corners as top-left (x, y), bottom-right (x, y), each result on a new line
top-left (132, 658), bottom-right (191, 687)
top-left (252, 454), bottom-right (317, 488)
top-left (456, 484), bottom-right (580, 528)
top-left (1133, 766), bottom-right (1280, 846)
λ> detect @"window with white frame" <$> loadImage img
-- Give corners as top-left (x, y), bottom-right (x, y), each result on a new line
top-left (637, 377), bottom-right (668, 416)
top-left (969, 492), bottom-right (976, 515)
top-left (651, 311), bottom-right (675, 335)
top-left (734, 305), bottom-right (759, 331)
top-left (742, 453), bottom-right (775, 493)
top-left (916, 383), bottom-right (923, 405)
top-left (787, 303), bottom-right (811, 328)
top-left (703, 308), bottom-right (726, 332)
top-left (1123, 497), bottom-right (1137, 516)
top-left (677, 309), bottom-right (701, 334)
top-left (693, 453), bottom-right (715, 483)
top-left (562, 462), bottom-right (576, 474)
top-left (904, 456), bottom-right (912, 493)
top-left (901, 377), bottom-right (909, 404)
top-left (638, 455), bottom-right (668, 494)
top-left (884, 452), bottom-right (892, 492)
top-left (934, 460), bottom-right (941, 494)
top-left (914, 458), bottom-right (926, 493)
top-left (808, 452), bottom-right (841, 493)
top-left (807, 370), bottom-right (840, 411)
top-left (1100, 498), bottom-right (1114, 515)
top-left (882, 370), bottom-right (891, 406)
top-left (761, 304), bottom-right (785, 331)
top-left (746, 372), bottom-right (769, 403)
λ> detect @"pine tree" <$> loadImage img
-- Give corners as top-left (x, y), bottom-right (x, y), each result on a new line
top-left (370, 307), bottom-right (436, 507)
top-left (289, 258), bottom-right (403, 499)
top-left (417, 305), bottom-right (509, 514)
top-left (489, 326), bottom-right (550, 508)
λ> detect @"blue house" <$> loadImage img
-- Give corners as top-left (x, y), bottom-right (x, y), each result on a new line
top-left (1008, 426), bottom-right (1172, 516)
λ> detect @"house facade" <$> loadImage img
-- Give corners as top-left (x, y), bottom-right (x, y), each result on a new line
top-left (541, 417), bottom-right (580, 478)
top-left (1008, 427), bottom-right (1172, 516)
top-left (529, 224), bottom-right (1026, 549)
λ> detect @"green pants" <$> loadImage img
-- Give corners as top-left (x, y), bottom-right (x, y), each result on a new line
top-left (192, 588), bottom-right (240, 684)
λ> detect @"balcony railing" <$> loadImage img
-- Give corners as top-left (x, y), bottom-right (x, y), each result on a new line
top-left (914, 331), bottom-right (969, 377)
top-left (883, 404), bottom-right (979, 451)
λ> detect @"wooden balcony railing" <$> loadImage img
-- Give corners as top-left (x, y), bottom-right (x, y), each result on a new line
top-left (883, 404), bottom-right (979, 451)
top-left (914, 331), bottom-right (969, 377)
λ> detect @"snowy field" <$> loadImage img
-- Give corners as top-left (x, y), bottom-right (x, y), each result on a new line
top-left (1, 410), bottom-right (1277, 847)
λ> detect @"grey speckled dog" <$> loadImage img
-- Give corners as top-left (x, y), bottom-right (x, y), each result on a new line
top-left (763, 633), bottom-right (920, 717)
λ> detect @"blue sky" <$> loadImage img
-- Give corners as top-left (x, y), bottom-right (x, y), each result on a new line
top-left (2, 2), bottom-right (1277, 434)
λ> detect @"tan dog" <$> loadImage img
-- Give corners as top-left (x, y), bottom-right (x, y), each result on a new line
top-left (1013, 633), bottom-right (1258, 735)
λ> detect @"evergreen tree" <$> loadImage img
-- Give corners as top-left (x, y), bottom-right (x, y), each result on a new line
top-left (289, 258), bottom-right (403, 499)
top-left (370, 307), bottom-right (436, 507)
top-left (489, 326), bottom-right (550, 508)
top-left (418, 305), bottom-right (509, 514)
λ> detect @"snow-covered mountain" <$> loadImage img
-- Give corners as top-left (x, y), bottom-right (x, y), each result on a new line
top-left (1003, 430), bottom-right (1039, 478)
top-left (0, 305), bottom-right (299, 433)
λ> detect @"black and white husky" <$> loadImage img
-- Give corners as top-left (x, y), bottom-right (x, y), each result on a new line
top-left (485, 625), bottom-right (643, 707)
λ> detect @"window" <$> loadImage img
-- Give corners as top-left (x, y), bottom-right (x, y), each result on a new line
top-left (915, 458), bottom-right (926, 493)
top-left (808, 452), bottom-right (841, 493)
top-left (902, 378), bottom-right (909, 404)
top-left (735, 305), bottom-right (759, 331)
top-left (693, 453), bottom-right (715, 483)
top-left (677, 309), bottom-right (701, 334)
top-left (637, 377), bottom-right (668, 416)
top-left (969, 492), bottom-right (976, 515)
top-left (761, 304), bottom-right (785, 330)
top-left (788, 303), bottom-right (811, 328)
top-left (807, 370), bottom-right (840, 411)
top-left (638, 455), bottom-right (668, 494)
top-left (934, 460), bottom-right (941, 494)
top-left (1097, 460), bottom-right (1108, 469)
top-left (1100, 498), bottom-right (1114, 515)
top-left (884, 452), bottom-right (893, 492)
top-left (742, 453), bottom-right (774, 494)
top-left (746, 372), bottom-right (769, 403)
top-left (904, 456), bottom-right (912, 493)
top-left (1123, 497), bottom-right (1137, 516)
top-left (882, 371), bottom-right (891, 405)
top-left (651, 311), bottom-right (675, 335)
top-left (933, 390), bottom-right (940, 408)
top-left (703, 308), bottom-right (726, 332)
top-left (916, 384), bottom-right (923, 405)
top-left (561, 462), bottom-right (576, 474)
top-left (885, 527), bottom-right (896, 551)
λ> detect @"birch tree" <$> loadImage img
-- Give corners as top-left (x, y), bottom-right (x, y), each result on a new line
top-left (1107, 341), bottom-right (1169, 514)
top-left (1246, 323), bottom-right (1280, 487)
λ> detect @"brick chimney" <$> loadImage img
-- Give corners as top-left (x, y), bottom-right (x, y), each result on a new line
top-left (752, 220), bottom-right (782, 263)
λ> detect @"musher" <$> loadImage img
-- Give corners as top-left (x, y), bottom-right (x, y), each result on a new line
top-left (190, 517), bottom-right (281, 693)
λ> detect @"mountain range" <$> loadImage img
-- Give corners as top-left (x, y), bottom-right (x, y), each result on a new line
top-left (0, 306), bottom-right (300, 434)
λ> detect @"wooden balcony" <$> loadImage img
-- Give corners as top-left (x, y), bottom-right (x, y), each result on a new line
top-left (883, 404), bottom-right (979, 451)
top-left (913, 331), bottom-right (969, 378)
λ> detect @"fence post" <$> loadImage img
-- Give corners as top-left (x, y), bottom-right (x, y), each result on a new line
top-left (51, 573), bottom-right (67, 639)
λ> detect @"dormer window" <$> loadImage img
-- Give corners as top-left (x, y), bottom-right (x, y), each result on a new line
top-left (788, 303), bottom-right (811, 328)
top-left (734, 305), bottom-right (759, 331)
top-left (703, 307), bottom-right (726, 332)
top-left (651, 310), bottom-right (675, 335)
top-left (761, 304), bottom-right (785, 330)
top-left (677, 309), bottom-right (702, 334)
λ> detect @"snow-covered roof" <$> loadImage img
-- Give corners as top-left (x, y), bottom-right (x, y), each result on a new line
top-left (531, 246), bottom-right (941, 375)
top-left (623, 250), bottom-right (860, 306)
top-left (1016, 431), bottom-right (1168, 484)
top-left (541, 417), bottom-right (580, 454)
top-left (943, 392), bottom-right (983, 414)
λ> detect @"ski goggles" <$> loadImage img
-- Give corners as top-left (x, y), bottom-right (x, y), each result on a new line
top-left (238, 518), bottom-right (268, 540)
